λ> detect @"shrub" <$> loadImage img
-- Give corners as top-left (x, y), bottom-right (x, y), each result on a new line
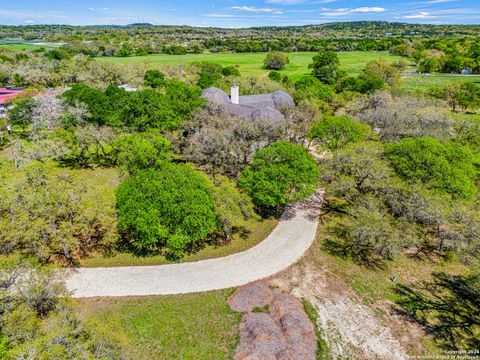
top-left (238, 141), bottom-right (319, 211)
top-left (222, 66), bottom-right (240, 77)
top-left (116, 164), bottom-right (218, 258)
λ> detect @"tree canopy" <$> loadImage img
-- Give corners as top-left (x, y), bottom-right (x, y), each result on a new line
top-left (116, 164), bottom-right (219, 258)
top-left (308, 115), bottom-right (375, 151)
top-left (238, 141), bottom-right (319, 211)
top-left (385, 137), bottom-right (477, 199)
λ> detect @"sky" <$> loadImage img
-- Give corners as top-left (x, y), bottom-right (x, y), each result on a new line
top-left (0, 0), bottom-right (479, 27)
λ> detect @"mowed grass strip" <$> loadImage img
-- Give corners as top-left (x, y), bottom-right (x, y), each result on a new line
top-left (76, 290), bottom-right (241, 360)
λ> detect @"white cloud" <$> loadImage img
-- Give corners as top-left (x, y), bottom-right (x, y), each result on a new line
top-left (403, 11), bottom-right (435, 18)
top-left (232, 6), bottom-right (283, 14)
top-left (321, 7), bottom-right (385, 16)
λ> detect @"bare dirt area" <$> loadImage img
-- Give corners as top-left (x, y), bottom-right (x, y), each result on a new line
top-left (269, 249), bottom-right (417, 360)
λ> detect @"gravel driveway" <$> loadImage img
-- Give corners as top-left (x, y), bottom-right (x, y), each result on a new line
top-left (66, 192), bottom-right (323, 298)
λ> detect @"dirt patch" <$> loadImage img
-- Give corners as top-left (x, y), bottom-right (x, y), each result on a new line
top-left (270, 260), bottom-right (410, 360)
top-left (229, 282), bottom-right (317, 360)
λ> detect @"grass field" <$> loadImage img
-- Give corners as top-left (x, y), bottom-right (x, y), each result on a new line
top-left (0, 39), bottom-right (63, 51)
top-left (97, 50), bottom-right (478, 90)
top-left (97, 51), bottom-right (404, 82)
top-left (76, 290), bottom-right (241, 360)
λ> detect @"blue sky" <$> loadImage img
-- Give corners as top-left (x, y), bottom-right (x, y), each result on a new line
top-left (0, 0), bottom-right (479, 27)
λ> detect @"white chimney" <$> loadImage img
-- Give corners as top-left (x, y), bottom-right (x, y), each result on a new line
top-left (231, 85), bottom-right (239, 105)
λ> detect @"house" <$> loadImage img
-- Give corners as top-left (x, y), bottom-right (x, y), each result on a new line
top-left (0, 87), bottom-right (24, 107)
top-left (0, 88), bottom-right (24, 117)
top-left (201, 85), bottom-right (294, 122)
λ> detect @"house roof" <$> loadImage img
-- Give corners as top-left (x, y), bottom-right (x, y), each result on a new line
top-left (0, 88), bottom-right (24, 105)
top-left (201, 87), bottom-right (294, 122)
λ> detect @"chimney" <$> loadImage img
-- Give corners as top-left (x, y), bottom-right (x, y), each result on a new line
top-left (231, 85), bottom-right (239, 105)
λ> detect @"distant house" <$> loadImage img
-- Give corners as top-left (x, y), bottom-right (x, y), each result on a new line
top-left (0, 88), bottom-right (24, 117)
top-left (0, 87), bottom-right (24, 107)
top-left (201, 85), bottom-right (294, 122)
top-left (461, 68), bottom-right (472, 75)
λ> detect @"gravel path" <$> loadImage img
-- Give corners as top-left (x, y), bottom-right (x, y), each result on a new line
top-left (66, 192), bottom-right (323, 298)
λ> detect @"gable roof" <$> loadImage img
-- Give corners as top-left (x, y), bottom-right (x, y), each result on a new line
top-left (201, 87), bottom-right (294, 122)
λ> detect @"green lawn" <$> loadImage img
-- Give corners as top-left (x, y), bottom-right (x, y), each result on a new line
top-left (76, 290), bottom-right (241, 360)
top-left (96, 51), bottom-right (405, 81)
top-left (402, 73), bottom-right (480, 92)
top-left (0, 39), bottom-right (62, 51)
top-left (97, 50), bottom-right (478, 90)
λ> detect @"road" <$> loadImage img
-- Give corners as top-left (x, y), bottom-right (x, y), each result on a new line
top-left (66, 192), bottom-right (323, 298)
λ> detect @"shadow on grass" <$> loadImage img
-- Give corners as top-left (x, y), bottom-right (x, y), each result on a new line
top-left (393, 272), bottom-right (480, 350)
top-left (322, 238), bottom-right (387, 270)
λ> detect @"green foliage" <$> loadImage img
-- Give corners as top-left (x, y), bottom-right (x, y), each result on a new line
top-left (0, 164), bottom-right (117, 264)
top-left (202, 174), bottom-right (257, 240)
top-left (308, 51), bottom-right (343, 85)
top-left (63, 82), bottom-right (204, 131)
top-left (385, 137), bottom-right (477, 199)
top-left (116, 164), bottom-right (219, 258)
top-left (308, 115), bottom-right (375, 151)
top-left (363, 59), bottom-right (402, 87)
top-left (111, 131), bottom-right (172, 174)
top-left (238, 141), bottom-right (319, 211)
top-left (0, 69), bottom-right (9, 86)
top-left (221, 65), bottom-right (240, 77)
top-left (0, 261), bottom-right (118, 359)
top-left (337, 75), bottom-right (386, 94)
top-left (144, 69), bottom-right (165, 88)
top-left (263, 51), bottom-right (290, 70)
top-left (293, 77), bottom-right (334, 105)
top-left (7, 97), bottom-right (36, 130)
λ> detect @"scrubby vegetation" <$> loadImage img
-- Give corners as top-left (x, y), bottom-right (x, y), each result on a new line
top-left (1, 21), bottom-right (480, 357)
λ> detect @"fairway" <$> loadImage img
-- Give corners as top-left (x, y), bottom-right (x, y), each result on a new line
top-left (0, 39), bottom-right (63, 51)
top-left (97, 51), bottom-right (405, 81)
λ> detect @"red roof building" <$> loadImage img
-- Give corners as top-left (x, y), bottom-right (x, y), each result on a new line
top-left (0, 88), bottom-right (24, 106)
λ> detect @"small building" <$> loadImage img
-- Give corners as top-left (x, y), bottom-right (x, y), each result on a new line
top-left (0, 87), bottom-right (24, 107)
top-left (0, 88), bottom-right (24, 117)
top-left (201, 86), bottom-right (294, 122)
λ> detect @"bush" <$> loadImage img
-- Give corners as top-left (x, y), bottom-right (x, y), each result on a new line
top-left (238, 141), bottom-right (319, 211)
top-left (116, 164), bottom-right (219, 258)
top-left (222, 66), bottom-right (240, 77)
top-left (293, 77), bottom-right (334, 106)
top-left (268, 71), bottom-right (282, 82)
top-left (263, 52), bottom-right (289, 70)
top-left (385, 137), bottom-right (477, 199)
top-left (144, 69), bottom-right (165, 88)
top-left (308, 115), bottom-right (375, 151)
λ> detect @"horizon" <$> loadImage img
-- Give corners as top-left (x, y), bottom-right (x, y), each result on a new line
top-left (1, 0), bottom-right (479, 27)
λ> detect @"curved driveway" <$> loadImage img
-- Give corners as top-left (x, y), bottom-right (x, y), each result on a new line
top-left (66, 192), bottom-right (323, 298)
